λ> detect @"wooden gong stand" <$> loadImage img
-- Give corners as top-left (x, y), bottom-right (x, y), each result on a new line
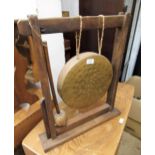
top-left (17, 12), bottom-right (131, 152)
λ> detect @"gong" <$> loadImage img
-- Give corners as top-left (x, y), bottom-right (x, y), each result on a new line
top-left (57, 15), bottom-right (113, 109)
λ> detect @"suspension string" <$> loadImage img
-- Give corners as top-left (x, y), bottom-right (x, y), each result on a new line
top-left (97, 15), bottom-right (105, 55)
top-left (75, 16), bottom-right (82, 59)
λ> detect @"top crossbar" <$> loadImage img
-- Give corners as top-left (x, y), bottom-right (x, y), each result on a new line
top-left (17, 14), bottom-right (127, 36)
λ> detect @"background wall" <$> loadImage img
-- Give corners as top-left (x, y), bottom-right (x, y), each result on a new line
top-left (61, 0), bottom-right (79, 16)
top-left (13, 0), bottom-right (36, 18)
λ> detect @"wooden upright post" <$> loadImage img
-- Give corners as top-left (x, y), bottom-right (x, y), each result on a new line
top-left (107, 13), bottom-right (131, 110)
top-left (28, 15), bottom-right (57, 139)
top-left (42, 43), bottom-right (60, 114)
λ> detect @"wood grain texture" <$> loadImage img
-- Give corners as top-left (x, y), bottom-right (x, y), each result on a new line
top-left (22, 83), bottom-right (134, 155)
top-left (40, 99), bottom-right (51, 139)
top-left (40, 108), bottom-right (120, 152)
top-left (14, 88), bottom-right (42, 148)
top-left (17, 15), bottom-right (125, 36)
top-left (43, 43), bottom-right (60, 114)
top-left (107, 13), bottom-right (131, 110)
top-left (56, 103), bottom-right (110, 135)
top-left (28, 15), bottom-right (57, 138)
top-left (14, 46), bottom-right (38, 111)
top-left (28, 36), bottom-right (40, 82)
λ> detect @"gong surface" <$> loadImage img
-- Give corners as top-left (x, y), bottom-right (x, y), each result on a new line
top-left (57, 52), bottom-right (113, 109)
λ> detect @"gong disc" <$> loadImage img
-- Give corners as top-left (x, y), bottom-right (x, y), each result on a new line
top-left (57, 52), bottom-right (113, 109)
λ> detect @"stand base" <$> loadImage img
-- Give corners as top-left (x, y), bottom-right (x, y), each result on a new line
top-left (39, 108), bottom-right (120, 152)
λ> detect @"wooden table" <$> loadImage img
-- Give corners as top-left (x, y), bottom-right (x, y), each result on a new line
top-left (22, 83), bottom-right (134, 155)
top-left (14, 88), bottom-right (42, 148)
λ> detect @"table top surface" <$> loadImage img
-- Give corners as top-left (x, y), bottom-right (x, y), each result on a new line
top-left (22, 83), bottom-right (134, 155)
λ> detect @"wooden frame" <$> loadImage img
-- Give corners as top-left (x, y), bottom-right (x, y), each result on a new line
top-left (17, 13), bottom-right (131, 152)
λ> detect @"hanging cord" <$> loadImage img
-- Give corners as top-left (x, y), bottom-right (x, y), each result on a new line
top-left (97, 15), bottom-right (105, 55)
top-left (75, 16), bottom-right (83, 59)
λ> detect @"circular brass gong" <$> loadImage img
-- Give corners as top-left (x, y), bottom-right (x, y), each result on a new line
top-left (57, 52), bottom-right (113, 109)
